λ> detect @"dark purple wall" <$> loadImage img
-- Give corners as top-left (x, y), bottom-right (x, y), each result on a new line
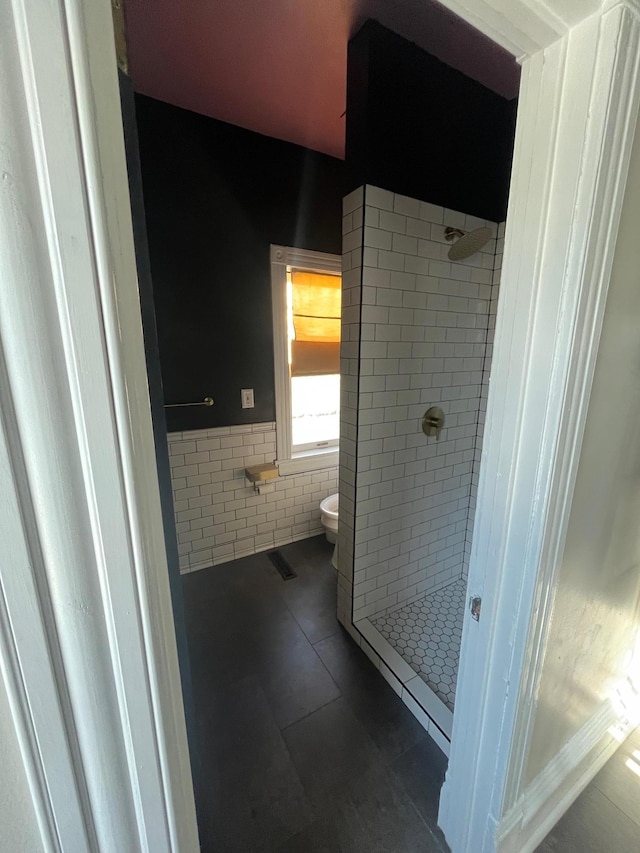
top-left (346, 20), bottom-right (517, 223)
top-left (135, 95), bottom-right (349, 432)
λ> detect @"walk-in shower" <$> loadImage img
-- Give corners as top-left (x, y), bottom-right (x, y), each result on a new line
top-left (338, 184), bottom-right (504, 752)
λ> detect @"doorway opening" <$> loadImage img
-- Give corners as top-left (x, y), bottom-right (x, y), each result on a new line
top-left (117, 0), bottom-right (519, 848)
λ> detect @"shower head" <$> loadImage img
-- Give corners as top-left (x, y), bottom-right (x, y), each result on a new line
top-left (444, 226), bottom-right (493, 261)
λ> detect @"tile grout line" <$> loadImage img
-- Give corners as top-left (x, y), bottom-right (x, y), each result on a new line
top-left (278, 693), bottom-right (344, 735)
top-left (589, 784), bottom-right (640, 828)
top-left (270, 572), bottom-right (347, 729)
top-left (269, 547), bottom-right (346, 697)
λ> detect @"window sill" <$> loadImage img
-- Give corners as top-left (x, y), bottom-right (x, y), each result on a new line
top-left (276, 449), bottom-right (339, 476)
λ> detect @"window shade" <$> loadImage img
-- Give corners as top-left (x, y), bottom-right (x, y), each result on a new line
top-left (291, 270), bottom-right (341, 377)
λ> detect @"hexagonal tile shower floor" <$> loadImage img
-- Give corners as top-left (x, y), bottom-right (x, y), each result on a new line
top-left (372, 579), bottom-right (466, 710)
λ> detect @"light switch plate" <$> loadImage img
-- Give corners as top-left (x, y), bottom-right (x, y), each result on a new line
top-left (241, 388), bottom-right (254, 409)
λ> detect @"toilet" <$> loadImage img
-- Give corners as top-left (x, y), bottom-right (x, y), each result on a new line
top-left (320, 493), bottom-right (339, 569)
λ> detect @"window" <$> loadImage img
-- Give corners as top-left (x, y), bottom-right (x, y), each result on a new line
top-left (271, 245), bottom-right (341, 474)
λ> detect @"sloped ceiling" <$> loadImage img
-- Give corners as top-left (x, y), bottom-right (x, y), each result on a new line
top-left (124, 0), bottom-right (520, 160)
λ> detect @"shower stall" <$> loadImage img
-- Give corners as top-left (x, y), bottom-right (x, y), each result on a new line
top-left (337, 184), bottom-right (504, 753)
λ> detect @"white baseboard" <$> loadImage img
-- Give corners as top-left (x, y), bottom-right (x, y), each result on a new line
top-left (497, 704), bottom-right (639, 853)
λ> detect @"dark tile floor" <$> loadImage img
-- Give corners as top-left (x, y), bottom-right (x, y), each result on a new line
top-left (182, 535), bottom-right (640, 853)
top-left (182, 536), bottom-right (448, 852)
top-left (535, 725), bottom-right (640, 853)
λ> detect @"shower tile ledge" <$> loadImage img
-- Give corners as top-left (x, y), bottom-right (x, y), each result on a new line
top-left (405, 675), bottom-right (452, 738)
top-left (354, 616), bottom-right (453, 747)
top-left (356, 617), bottom-right (415, 683)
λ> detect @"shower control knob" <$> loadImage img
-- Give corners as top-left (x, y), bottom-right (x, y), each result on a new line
top-left (422, 406), bottom-right (445, 440)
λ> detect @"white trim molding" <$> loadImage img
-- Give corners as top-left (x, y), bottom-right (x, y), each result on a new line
top-left (436, 0), bottom-right (602, 58)
top-left (270, 244), bottom-right (342, 476)
top-left (0, 0), bottom-right (198, 850)
top-left (503, 0), bottom-right (640, 813)
top-left (498, 704), bottom-right (638, 853)
top-left (439, 5), bottom-right (640, 853)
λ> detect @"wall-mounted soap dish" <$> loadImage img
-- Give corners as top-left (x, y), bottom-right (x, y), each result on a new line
top-left (244, 463), bottom-right (279, 483)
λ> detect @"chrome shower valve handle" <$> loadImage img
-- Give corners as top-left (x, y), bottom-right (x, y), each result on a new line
top-left (422, 406), bottom-right (445, 440)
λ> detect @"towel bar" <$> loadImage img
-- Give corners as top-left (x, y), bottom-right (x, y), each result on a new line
top-left (164, 396), bottom-right (214, 408)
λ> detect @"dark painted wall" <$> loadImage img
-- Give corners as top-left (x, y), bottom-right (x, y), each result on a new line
top-left (135, 95), bottom-right (349, 432)
top-left (135, 26), bottom-right (516, 432)
top-left (346, 20), bottom-right (517, 223)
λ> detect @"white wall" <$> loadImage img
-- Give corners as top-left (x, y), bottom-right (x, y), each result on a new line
top-left (0, 676), bottom-right (45, 852)
top-left (523, 114), bottom-right (640, 787)
top-left (168, 423), bottom-right (337, 571)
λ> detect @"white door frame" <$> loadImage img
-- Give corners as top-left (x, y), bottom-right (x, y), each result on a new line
top-left (439, 4), bottom-right (640, 852)
top-left (0, 0), bottom-right (198, 849)
top-left (0, 0), bottom-right (637, 851)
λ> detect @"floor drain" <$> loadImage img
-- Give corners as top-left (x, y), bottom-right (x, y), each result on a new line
top-left (267, 550), bottom-right (297, 581)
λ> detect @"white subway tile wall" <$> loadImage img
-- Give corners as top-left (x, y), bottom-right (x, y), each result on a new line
top-left (466, 220), bottom-right (504, 576)
top-left (337, 186), bottom-right (364, 627)
top-left (168, 422), bottom-right (338, 572)
top-left (342, 186), bottom-right (504, 623)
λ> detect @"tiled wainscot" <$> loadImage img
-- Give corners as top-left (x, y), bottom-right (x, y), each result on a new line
top-left (168, 422), bottom-right (338, 572)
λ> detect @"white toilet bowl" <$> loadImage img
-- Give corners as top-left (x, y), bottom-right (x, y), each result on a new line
top-left (320, 493), bottom-right (339, 569)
